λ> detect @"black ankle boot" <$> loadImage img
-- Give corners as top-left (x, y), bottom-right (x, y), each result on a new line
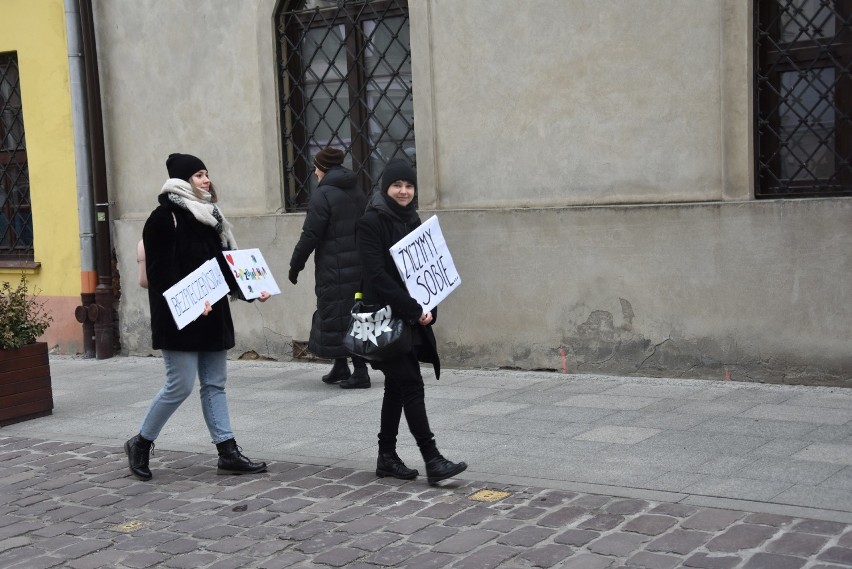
top-left (376, 451), bottom-right (418, 480)
top-left (215, 439), bottom-right (267, 475)
top-left (424, 455), bottom-right (467, 485)
top-left (322, 359), bottom-right (351, 384)
top-left (340, 366), bottom-right (370, 389)
top-left (124, 434), bottom-right (154, 481)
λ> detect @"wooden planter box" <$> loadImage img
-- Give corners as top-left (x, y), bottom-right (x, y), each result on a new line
top-left (0, 342), bottom-right (53, 426)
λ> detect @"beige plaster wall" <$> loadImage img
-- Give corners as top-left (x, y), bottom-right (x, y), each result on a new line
top-left (412, 0), bottom-right (750, 208)
top-left (92, 0), bottom-right (282, 219)
top-left (434, 199), bottom-right (852, 384)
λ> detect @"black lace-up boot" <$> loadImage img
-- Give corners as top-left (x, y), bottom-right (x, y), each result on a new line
top-left (124, 434), bottom-right (154, 481)
top-left (376, 451), bottom-right (418, 480)
top-left (424, 455), bottom-right (468, 486)
top-left (322, 358), bottom-right (351, 384)
top-left (216, 439), bottom-right (267, 475)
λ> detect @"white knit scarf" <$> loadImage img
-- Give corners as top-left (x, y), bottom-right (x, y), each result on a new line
top-left (159, 179), bottom-right (238, 250)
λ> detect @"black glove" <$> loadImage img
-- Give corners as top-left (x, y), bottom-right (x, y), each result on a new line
top-left (288, 267), bottom-right (299, 285)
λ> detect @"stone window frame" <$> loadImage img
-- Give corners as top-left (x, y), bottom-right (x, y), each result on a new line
top-left (275, 0), bottom-right (415, 210)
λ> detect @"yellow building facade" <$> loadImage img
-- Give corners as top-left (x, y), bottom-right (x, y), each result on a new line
top-left (1, 0), bottom-right (85, 353)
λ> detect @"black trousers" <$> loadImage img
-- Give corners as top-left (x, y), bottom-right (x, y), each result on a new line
top-left (377, 351), bottom-right (438, 459)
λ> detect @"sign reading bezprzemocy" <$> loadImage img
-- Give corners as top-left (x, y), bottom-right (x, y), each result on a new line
top-left (162, 258), bottom-right (230, 330)
top-left (389, 215), bottom-right (461, 313)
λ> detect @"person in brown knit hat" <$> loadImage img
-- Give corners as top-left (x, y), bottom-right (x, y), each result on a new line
top-left (313, 147), bottom-right (345, 173)
top-left (289, 147), bottom-right (371, 388)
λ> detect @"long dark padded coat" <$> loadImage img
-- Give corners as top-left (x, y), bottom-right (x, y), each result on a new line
top-left (290, 166), bottom-right (367, 358)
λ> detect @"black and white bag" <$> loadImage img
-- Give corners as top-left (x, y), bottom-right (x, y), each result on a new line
top-left (343, 301), bottom-right (411, 362)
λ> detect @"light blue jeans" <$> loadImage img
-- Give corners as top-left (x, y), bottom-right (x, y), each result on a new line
top-left (139, 350), bottom-right (234, 444)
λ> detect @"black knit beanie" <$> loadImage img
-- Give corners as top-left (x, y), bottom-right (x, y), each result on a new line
top-left (166, 153), bottom-right (207, 182)
top-left (381, 159), bottom-right (417, 194)
top-left (313, 148), bottom-right (345, 173)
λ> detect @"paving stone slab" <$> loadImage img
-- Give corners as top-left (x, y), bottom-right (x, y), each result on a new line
top-left (766, 531), bottom-right (829, 556)
top-left (626, 550), bottom-right (683, 569)
top-left (741, 552), bottom-right (807, 569)
top-left (706, 523), bottom-right (779, 553)
top-left (587, 531), bottom-right (649, 556)
top-left (817, 546), bottom-right (852, 565)
top-left (682, 552), bottom-right (742, 568)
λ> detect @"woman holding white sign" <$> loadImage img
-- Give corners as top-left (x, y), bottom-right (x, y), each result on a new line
top-left (355, 158), bottom-right (467, 485)
top-left (125, 153), bottom-right (269, 481)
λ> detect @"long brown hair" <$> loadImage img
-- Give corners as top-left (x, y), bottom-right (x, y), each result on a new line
top-left (189, 180), bottom-right (218, 203)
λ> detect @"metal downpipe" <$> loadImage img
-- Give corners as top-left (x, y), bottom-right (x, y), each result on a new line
top-left (79, 0), bottom-right (114, 359)
top-left (65, 0), bottom-right (96, 357)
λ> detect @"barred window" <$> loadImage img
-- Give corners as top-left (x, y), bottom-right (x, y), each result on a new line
top-left (276, 0), bottom-right (414, 210)
top-left (0, 52), bottom-right (33, 260)
top-left (755, 1), bottom-right (852, 198)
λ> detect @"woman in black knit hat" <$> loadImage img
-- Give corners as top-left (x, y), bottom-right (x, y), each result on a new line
top-left (124, 153), bottom-right (270, 481)
top-left (355, 158), bottom-right (467, 484)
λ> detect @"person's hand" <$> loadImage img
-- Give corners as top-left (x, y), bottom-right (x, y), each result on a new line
top-left (258, 291), bottom-right (271, 302)
top-left (418, 311), bottom-right (433, 326)
top-left (288, 267), bottom-right (299, 285)
top-left (201, 300), bottom-right (213, 316)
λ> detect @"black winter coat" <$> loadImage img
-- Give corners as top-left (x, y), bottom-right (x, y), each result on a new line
top-left (143, 194), bottom-right (243, 352)
top-left (290, 166), bottom-right (367, 358)
top-left (356, 192), bottom-right (441, 378)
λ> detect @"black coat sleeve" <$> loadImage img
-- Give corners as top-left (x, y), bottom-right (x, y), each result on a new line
top-left (290, 190), bottom-right (331, 271)
top-left (142, 208), bottom-right (178, 294)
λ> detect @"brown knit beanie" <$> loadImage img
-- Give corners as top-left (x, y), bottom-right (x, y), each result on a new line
top-left (313, 148), bottom-right (345, 173)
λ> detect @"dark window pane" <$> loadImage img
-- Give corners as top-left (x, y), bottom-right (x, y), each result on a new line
top-left (0, 51), bottom-right (33, 260)
top-left (364, 16), bottom-right (415, 169)
top-left (779, 0), bottom-right (836, 43)
top-left (778, 68), bottom-right (836, 181)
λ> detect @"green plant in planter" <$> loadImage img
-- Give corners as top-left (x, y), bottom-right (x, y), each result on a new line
top-left (0, 274), bottom-right (53, 350)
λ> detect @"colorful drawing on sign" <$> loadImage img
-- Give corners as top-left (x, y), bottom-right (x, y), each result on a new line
top-left (221, 248), bottom-right (281, 300)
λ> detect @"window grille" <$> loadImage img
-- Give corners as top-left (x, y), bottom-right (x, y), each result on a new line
top-left (0, 52), bottom-right (33, 260)
top-left (755, 1), bottom-right (852, 198)
top-left (276, 0), bottom-right (414, 210)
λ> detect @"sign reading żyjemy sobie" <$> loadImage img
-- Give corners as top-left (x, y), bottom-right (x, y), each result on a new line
top-left (162, 258), bottom-right (230, 330)
top-left (389, 215), bottom-right (461, 313)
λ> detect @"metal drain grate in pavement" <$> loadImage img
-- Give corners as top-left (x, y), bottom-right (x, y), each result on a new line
top-left (468, 489), bottom-right (511, 502)
top-left (110, 520), bottom-right (151, 533)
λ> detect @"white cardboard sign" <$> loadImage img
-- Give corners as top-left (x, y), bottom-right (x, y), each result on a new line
top-left (162, 258), bottom-right (230, 330)
top-left (221, 248), bottom-right (281, 300)
top-left (389, 215), bottom-right (461, 313)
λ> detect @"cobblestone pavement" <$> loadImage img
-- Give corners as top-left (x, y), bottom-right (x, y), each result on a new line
top-left (2, 435), bottom-right (852, 569)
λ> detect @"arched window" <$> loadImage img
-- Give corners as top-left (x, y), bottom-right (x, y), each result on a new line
top-left (755, 1), bottom-right (851, 197)
top-left (275, 0), bottom-right (414, 210)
